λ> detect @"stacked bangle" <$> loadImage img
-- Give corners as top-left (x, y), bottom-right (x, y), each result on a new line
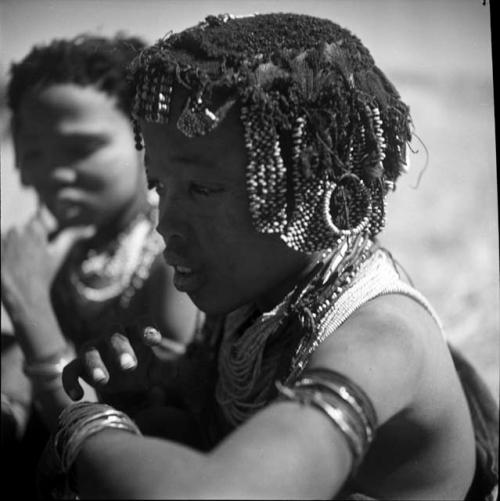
top-left (276, 367), bottom-right (378, 473)
top-left (55, 402), bottom-right (142, 473)
top-left (38, 402), bottom-right (142, 500)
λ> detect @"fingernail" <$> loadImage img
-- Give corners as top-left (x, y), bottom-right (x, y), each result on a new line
top-left (143, 326), bottom-right (161, 343)
top-left (92, 368), bottom-right (108, 382)
top-left (80, 227), bottom-right (96, 240)
top-left (120, 353), bottom-right (136, 370)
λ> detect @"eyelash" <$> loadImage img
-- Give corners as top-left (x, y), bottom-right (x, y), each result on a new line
top-left (190, 183), bottom-right (222, 197)
top-left (147, 177), bottom-right (223, 198)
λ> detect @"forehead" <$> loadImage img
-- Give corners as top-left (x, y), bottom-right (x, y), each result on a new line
top-left (15, 83), bottom-right (125, 135)
top-left (140, 102), bottom-right (247, 177)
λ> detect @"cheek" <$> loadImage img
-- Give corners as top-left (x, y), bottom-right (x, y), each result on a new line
top-left (83, 152), bottom-right (142, 192)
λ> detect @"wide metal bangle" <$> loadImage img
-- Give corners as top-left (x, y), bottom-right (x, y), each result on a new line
top-left (276, 367), bottom-right (378, 473)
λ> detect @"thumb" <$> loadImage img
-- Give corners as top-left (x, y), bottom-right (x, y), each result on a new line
top-left (49, 225), bottom-right (97, 263)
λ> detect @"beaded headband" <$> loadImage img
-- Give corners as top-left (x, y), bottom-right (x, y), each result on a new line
top-left (130, 13), bottom-right (412, 253)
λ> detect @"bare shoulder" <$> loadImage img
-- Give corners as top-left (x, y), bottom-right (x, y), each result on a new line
top-left (309, 293), bottom-right (476, 498)
top-left (310, 293), bottom-right (450, 424)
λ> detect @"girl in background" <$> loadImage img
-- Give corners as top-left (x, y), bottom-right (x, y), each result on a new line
top-left (1, 33), bottom-right (199, 498)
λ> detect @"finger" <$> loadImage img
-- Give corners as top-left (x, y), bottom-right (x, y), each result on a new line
top-left (158, 336), bottom-right (187, 356)
top-left (37, 205), bottom-right (59, 235)
top-left (26, 209), bottom-right (52, 239)
top-left (143, 326), bottom-right (187, 355)
top-left (49, 225), bottom-right (96, 263)
top-left (62, 359), bottom-right (85, 401)
top-left (142, 326), bottom-right (163, 347)
top-left (83, 348), bottom-right (110, 385)
top-left (108, 332), bottom-right (137, 371)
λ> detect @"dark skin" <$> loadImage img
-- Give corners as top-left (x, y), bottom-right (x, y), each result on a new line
top-left (1, 83), bottom-right (198, 430)
top-left (62, 96), bottom-right (476, 499)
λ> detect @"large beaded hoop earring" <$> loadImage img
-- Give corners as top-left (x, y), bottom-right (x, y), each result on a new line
top-left (324, 174), bottom-right (372, 237)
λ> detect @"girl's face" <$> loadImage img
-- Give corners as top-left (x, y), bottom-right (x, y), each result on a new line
top-left (141, 99), bottom-right (314, 316)
top-left (14, 83), bottom-right (146, 228)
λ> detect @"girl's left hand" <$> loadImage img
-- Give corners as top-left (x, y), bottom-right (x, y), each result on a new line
top-left (1, 208), bottom-right (95, 312)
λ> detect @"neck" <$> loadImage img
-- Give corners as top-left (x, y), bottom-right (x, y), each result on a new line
top-left (255, 251), bottom-right (324, 313)
top-left (89, 189), bottom-right (150, 248)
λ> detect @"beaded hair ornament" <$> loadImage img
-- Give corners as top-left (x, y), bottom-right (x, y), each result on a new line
top-left (130, 13), bottom-right (412, 253)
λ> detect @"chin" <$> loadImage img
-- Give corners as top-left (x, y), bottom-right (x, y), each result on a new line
top-left (56, 212), bottom-right (92, 228)
top-left (189, 291), bottom-right (243, 317)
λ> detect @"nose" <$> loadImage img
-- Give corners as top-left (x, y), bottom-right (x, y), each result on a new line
top-left (50, 167), bottom-right (78, 185)
top-left (19, 164), bottom-right (77, 191)
top-left (156, 189), bottom-right (189, 246)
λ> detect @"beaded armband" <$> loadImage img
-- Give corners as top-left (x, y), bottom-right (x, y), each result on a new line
top-left (276, 368), bottom-right (377, 472)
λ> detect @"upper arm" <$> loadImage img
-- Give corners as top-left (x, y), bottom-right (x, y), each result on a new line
top-left (199, 400), bottom-right (355, 499)
top-left (194, 296), bottom-right (429, 499)
top-left (309, 294), bottom-right (427, 426)
top-left (76, 402), bottom-right (353, 499)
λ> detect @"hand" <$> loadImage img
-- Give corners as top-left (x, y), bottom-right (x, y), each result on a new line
top-left (1, 207), bottom-right (96, 312)
top-left (62, 325), bottom-right (185, 401)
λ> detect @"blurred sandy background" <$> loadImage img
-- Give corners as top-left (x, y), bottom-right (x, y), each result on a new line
top-left (0, 0), bottom-right (498, 400)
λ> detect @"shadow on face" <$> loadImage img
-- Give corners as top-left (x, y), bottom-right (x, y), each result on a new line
top-left (140, 89), bottom-right (316, 315)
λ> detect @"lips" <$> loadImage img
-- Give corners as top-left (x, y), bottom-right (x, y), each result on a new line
top-left (172, 265), bottom-right (203, 293)
top-left (165, 251), bottom-right (204, 293)
top-left (53, 198), bottom-right (83, 220)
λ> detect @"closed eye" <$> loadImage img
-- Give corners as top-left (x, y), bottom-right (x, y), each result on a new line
top-left (189, 182), bottom-right (224, 197)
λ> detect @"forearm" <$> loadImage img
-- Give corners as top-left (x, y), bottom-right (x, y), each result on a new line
top-left (72, 401), bottom-right (350, 500)
top-left (5, 292), bottom-right (66, 362)
top-left (34, 380), bottom-right (98, 432)
top-left (5, 293), bottom-right (98, 430)
top-left (75, 430), bottom-right (206, 499)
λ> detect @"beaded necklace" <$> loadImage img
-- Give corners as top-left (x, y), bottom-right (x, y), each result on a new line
top-left (215, 234), bottom-right (374, 427)
top-left (68, 194), bottom-right (165, 309)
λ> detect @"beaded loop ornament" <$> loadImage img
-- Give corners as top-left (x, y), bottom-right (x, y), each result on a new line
top-left (130, 13), bottom-right (412, 253)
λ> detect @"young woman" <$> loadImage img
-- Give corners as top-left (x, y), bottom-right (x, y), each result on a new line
top-left (39, 14), bottom-right (498, 500)
top-left (1, 34), bottom-right (198, 498)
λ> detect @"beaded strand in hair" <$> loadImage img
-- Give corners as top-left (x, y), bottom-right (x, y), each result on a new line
top-left (129, 13), bottom-right (413, 252)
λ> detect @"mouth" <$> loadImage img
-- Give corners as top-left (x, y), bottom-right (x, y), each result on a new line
top-left (171, 264), bottom-right (203, 293)
top-left (45, 186), bottom-right (93, 220)
top-left (54, 198), bottom-right (83, 218)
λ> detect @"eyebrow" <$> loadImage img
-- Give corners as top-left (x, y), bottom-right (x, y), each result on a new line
top-left (18, 130), bottom-right (109, 143)
top-left (168, 153), bottom-right (217, 169)
top-left (145, 149), bottom-right (217, 170)
top-left (59, 131), bottom-right (109, 142)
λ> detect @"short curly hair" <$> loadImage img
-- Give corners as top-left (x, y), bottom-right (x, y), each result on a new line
top-left (8, 33), bottom-right (145, 116)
